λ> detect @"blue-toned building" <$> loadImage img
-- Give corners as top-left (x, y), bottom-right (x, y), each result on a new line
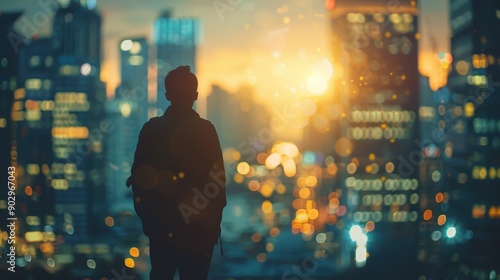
top-left (152, 10), bottom-right (199, 112)
top-left (0, 11), bottom-right (22, 237)
top-left (106, 37), bottom-right (149, 212)
top-left (50, 0), bottom-right (107, 245)
top-left (444, 0), bottom-right (500, 277)
top-left (13, 38), bottom-right (57, 256)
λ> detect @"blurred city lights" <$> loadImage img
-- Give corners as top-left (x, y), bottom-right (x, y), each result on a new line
top-left (124, 258), bottom-right (135, 268)
top-left (80, 63), bottom-right (91, 76)
top-left (349, 225), bottom-right (363, 241)
top-left (350, 225), bottom-right (368, 267)
top-left (129, 247), bottom-right (140, 258)
top-left (4, 0), bottom-right (498, 278)
top-left (446, 227), bottom-right (457, 238)
top-left (355, 246), bottom-right (367, 267)
top-left (120, 39), bottom-right (133, 51)
top-left (87, 259), bottom-right (96, 269)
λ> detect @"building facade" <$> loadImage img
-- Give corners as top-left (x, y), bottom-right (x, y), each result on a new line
top-left (106, 37), bottom-right (149, 212)
top-left (327, 0), bottom-right (420, 276)
top-left (444, 0), bottom-right (500, 277)
top-left (51, 0), bottom-right (107, 244)
top-left (152, 10), bottom-right (199, 112)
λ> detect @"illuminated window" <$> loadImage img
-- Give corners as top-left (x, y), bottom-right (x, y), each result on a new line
top-left (464, 102), bottom-right (475, 117)
top-left (26, 216), bottom-right (40, 226)
top-left (51, 179), bottom-right (69, 190)
top-left (423, 209), bottom-right (432, 221)
top-left (26, 110), bottom-right (41, 121)
top-left (489, 167), bottom-right (496, 180)
top-left (25, 231), bottom-right (43, 242)
top-left (129, 55), bottom-right (143, 66)
top-left (25, 79), bottom-right (42, 90)
top-left (45, 56), bottom-right (53, 67)
top-left (488, 206), bottom-right (500, 219)
top-left (40, 101), bottom-right (55, 111)
top-left (467, 75), bottom-right (487, 86)
top-left (30, 55), bottom-right (41, 67)
top-left (27, 164), bottom-right (40, 175)
top-left (52, 127), bottom-right (89, 139)
top-left (130, 41), bottom-right (142, 54)
top-left (59, 65), bottom-right (79, 76)
top-left (472, 204), bottom-right (486, 218)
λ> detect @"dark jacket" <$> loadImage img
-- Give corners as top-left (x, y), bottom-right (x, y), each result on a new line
top-left (127, 106), bottom-right (226, 248)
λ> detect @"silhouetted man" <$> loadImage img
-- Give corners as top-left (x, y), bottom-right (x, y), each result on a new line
top-left (127, 66), bottom-right (226, 280)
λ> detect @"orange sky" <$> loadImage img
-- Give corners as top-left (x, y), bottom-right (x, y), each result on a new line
top-left (100, 0), bottom-right (449, 119)
top-left (2, 0), bottom-right (450, 116)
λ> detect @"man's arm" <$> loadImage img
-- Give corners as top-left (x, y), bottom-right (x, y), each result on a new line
top-left (128, 121), bottom-right (154, 220)
top-left (204, 123), bottom-right (227, 224)
top-left (128, 121), bottom-right (156, 188)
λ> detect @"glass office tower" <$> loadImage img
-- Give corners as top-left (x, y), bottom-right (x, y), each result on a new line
top-left (327, 1), bottom-right (420, 276)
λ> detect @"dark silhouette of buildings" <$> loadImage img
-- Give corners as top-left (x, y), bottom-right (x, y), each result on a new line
top-left (0, 11), bottom-right (22, 237)
top-left (14, 38), bottom-right (56, 246)
top-left (442, 0), bottom-right (500, 278)
top-left (207, 84), bottom-right (269, 151)
top-left (50, 0), bottom-right (107, 243)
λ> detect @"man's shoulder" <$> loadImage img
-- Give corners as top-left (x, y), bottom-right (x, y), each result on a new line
top-left (177, 115), bottom-right (213, 128)
top-left (191, 117), bottom-right (214, 126)
top-left (144, 116), bottom-right (162, 123)
top-left (141, 116), bottom-right (163, 129)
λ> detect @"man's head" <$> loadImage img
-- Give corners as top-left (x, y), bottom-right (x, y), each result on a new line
top-left (164, 65), bottom-right (198, 106)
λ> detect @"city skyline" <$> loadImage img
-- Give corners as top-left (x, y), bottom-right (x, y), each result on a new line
top-left (1, 0), bottom-right (499, 279)
top-left (1, 0), bottom-right (449, 117)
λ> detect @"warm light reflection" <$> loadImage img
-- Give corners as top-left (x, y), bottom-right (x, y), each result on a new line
top-left (124, 258), bottom-right (135, 268)
top-left (129, 247), bottom-right (140, 258)
top-left (423, 209), bottom-right (433, 221)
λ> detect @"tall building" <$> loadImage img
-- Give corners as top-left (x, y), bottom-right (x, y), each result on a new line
top-left (0, 11), bottom-right (22, 235)
top-left (118, 37), bottom-right (149, 124)
top-left (207, 85), bottom-right (250, 150)
top-left (444, 0), bottom-right (500, 277)
top-left (207, 84), bottom-right (269, 150)
top-left (417, 75), bottom-right (449, 278)
top-left (327, 0), bottom-right (420, 276)
top-left (106, 37), bottom-right (149, 212)
top-left (52, 0), bottom-right (101, 65)
top-left (50, 0), bottom-right (107, 243)
top-left (152, 10), bottom-right (199, 112)
top-left (13, 38), bottom-right (57, 255)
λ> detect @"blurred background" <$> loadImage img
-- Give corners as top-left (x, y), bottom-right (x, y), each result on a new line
top-left (1, 0), bottom-right (499, 279)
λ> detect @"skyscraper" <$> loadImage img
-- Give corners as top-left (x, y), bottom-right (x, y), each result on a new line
top-left (52, 0), bottom-right (101, 65)
top-left (207, 85), bottom-right (252, 150)
top-left (152, 10), bottom-right (199, 112)
top-left (444, 0), bottom-right (500, 277)
top-left (0, 11), bottom-right (22, 236)
top-left (417, 75), bottom-right (449, 278)
top-left (50, 0), bottom-right (107, 243)
top-left (118, 37), bottom-right (149, 124)
top-left (13, 38), bottom-right (57, 252)
top-left (327, 0), bottom-right (420, 276)
top-left (106, 37), bottom-right (148, 212)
